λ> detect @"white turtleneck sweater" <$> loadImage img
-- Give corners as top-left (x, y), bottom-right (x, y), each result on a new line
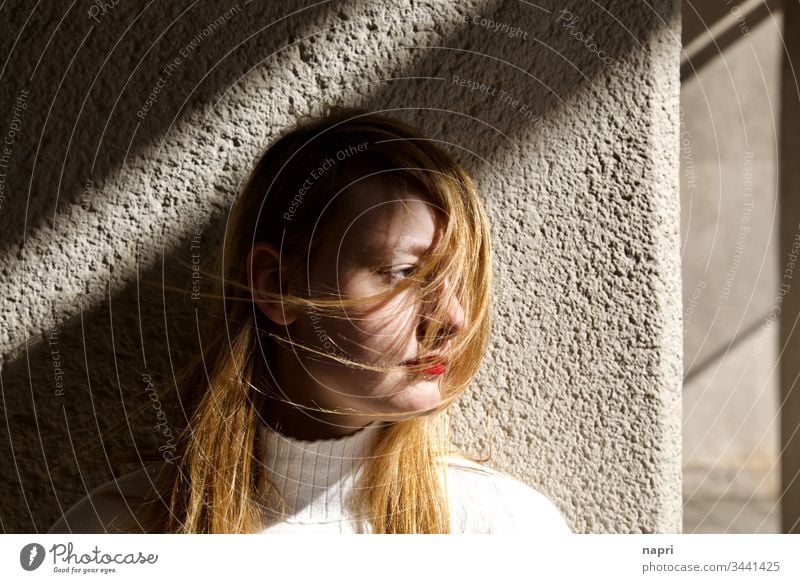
top-left (48, 422), bottom-right (571, 534)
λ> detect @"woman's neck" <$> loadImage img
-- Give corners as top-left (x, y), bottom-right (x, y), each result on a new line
top-left (257, 347), bottom-right (386, 441)
top-left (259, 393), bottom-right (379, 441)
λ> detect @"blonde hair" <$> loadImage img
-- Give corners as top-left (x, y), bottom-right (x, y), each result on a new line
top-left (137, 107), bottom-right (493, 533)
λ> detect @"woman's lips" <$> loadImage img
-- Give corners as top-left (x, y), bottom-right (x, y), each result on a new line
top-left (422, 362), bottom-right (446, 376)
top-left (401, 356), bottom-right (447, 376)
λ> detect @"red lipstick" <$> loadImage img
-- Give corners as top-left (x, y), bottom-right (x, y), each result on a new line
top-left (423, 362), bottom-right (446, 376)
top-left (402, 355), bottom-right (447, 376)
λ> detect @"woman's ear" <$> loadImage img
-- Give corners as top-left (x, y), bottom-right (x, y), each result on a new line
top-left (247, 242), bottom-right (298, 326)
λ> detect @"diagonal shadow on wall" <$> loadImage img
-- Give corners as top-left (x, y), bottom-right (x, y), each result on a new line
top-left (0, 0), bottom-right (677, 532)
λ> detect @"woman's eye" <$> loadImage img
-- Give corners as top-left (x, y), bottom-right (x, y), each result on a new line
top-left (385, 265), bottom-right (416, 281)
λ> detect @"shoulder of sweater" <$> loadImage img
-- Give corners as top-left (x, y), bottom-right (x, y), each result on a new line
top-left (442, 455), bottom-right (572, 534)
top-left (47, 463), bottom-right (164, 534)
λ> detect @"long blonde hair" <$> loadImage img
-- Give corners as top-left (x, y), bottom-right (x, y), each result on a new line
top-left (138, 107), bottom-right (493, 533)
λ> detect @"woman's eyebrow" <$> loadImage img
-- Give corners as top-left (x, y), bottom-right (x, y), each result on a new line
top-left (357, 240), bottom-right (430, 261)
top-left (361, 239), bottom-right (431, 259)
top-left (398, 241), bottom-right (431, 256)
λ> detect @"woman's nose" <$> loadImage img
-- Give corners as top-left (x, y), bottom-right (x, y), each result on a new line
top-left (420, 277), bottom-right (465, 342)
top-left (444, 283), bottom-right (465, 335)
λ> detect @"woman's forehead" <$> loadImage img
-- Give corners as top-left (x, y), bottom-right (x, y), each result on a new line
top-left (333, 182), bottom-right (440, 254)
top-left (338, 175), bottom-right (427, 212)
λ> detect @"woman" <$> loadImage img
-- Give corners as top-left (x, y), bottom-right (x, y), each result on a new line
top-left (48, 107), bottom-right (570, 534)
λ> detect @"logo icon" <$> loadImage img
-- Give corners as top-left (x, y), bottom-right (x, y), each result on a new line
top-left (20, 543), bottom-right (46, 571)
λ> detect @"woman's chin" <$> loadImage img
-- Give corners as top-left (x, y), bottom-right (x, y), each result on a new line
top-left (386, 380), bottom-right (443, 417)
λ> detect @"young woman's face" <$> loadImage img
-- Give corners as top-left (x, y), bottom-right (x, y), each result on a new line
top-left (256, 177), bottom-right (465, 436)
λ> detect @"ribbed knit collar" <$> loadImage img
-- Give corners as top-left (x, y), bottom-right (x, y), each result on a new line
top-left (256, 420), bottom-right (386, 525)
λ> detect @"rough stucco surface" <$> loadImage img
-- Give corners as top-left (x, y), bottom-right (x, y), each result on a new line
top-left (0, 0), bottom-right (681, 533)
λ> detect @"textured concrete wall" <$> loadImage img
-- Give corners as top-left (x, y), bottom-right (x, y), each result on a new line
top-left (0, 0), bottom-right (681, 533)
